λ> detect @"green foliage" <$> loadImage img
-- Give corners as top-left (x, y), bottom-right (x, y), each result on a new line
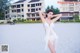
top-left (73, 14), bottom-right (79, 21)
top-left (13, 19), bottom-right (17, 23)
top-left (12, 18), bottom-right (42, 23)
top-left (0, 13), bottom-right (4, 20)
top-left (0, 0), bottom-right (12, 20)
top-left (15, 18), bottom-right (26, 22)
top-left (45, 5), bottom-right (60, 14)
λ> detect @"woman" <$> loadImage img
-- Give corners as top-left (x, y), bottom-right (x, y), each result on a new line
top-left (39, 9), bottom-right (62, 53)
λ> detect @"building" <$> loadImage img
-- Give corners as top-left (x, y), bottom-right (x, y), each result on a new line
top-left (5, 0), bottom-right (45, 21)
top-left (5, 0), bottom-right (27, 20)
top-left (26, 0), bottom-right (45, 21)
top-left (58, 0), bottom-right (80, 20)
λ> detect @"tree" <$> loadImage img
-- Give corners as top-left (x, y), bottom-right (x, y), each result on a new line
top-left (45, 6), bottom-right (50, 13)
top-left (0, 0), bottom-right (12, 20)
top-left (45, 5), bottom-right (60, 14)
top-left (73, 14), bottom-right (79, 21)
top-left (54, 8), bottom-right (60, 14)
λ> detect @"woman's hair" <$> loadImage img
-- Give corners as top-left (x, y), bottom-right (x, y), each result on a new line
top-left (46, 9), bottom-right (53, 13)
top-left (45, 9), bottom-right (54, 18)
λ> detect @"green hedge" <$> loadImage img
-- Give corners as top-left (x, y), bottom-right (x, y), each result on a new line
top-left (60, 20), bottom-right (80, 23)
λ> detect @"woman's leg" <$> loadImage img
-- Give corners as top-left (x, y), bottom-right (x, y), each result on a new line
top-left (48, 40), bottom-right (56, 53)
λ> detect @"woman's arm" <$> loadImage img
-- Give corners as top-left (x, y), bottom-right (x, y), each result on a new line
top-left (51, 14), bottom-right (62, 23)
top-left (39, 11), bottom-right (46, 23)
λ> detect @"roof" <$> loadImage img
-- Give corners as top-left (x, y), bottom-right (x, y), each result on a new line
top-left (29, 0), bottom-right (40, 3)
top-left (60, 11), bottom-right (79, 13)
top-left (64, 0), bottom-right (78, 1)
top-left (15, 0), bottom-right (26, 3)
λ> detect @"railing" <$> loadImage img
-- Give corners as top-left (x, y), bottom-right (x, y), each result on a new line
top-left (58, 1), bottom-right (80, 4)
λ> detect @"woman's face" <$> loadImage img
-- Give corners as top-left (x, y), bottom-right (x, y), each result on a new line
top-left (47, 12), bottom-right (54, 18)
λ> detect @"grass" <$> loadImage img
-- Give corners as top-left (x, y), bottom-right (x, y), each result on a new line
top-left (0, 19), bottom-right (80, 25)
top-left (60, 20), bottom-right (80, 23)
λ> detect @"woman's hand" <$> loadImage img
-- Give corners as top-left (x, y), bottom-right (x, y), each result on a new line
top-left (39, 11), bottom-right (46, 23)
top-left (39, 11), bottom-right (46, 17)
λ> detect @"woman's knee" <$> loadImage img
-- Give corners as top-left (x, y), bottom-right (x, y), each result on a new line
top-left (48, 40), bottom-right (55, 48)
top-left (48, 40), bottom-right (53, 47)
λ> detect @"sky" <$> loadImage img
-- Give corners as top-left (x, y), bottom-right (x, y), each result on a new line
top-left (12, 0), bottom-right (59, 8)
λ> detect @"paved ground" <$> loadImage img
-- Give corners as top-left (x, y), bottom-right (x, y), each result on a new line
top-left (0, 23), bottom-right (80, 53)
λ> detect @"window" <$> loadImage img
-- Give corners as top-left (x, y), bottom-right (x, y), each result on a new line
top-left (22, 9), bottom-right (24, 12)
top-left (32, 13), bottom-right (35, 17)
top-left (27, 4), bottom-right (30, 7)
top-left (12, 10), bottom-right (14, 12)
top-left (28, 9), bottom-right (30, 12)
top-left (17, 4), bottom-right (20, 8)
top-left (27, 14), bottom-right (30, 17)
top-left (21, 4), bottom-right (24, 7)
top-left (36, 3), bottom-right (38, 6)
top-left (31, 9), bottom-right (35, 12)
top-left (69, 3), bottom-right (74, 6)
top-left (11, 5), bottom-right (16, 8)
top-left (62, 13), bottom-right (69, 16)
top-left (6, 12), bottom-right (7, 14)
top-left (11, 15), bottom-right (16, 17)
top-left (39, 8), bottom-right (41, 10)
top-left (69, 7), bottom-right (74, 11)
top-left (38, 3), bottom-right (39, 6)
top-left (22, 15), bottom-right (24, 17)
top-left (69, 13), bottom-right (73, 16)
top-left (36, 8), bottom-right (38, 11)
top-left (17, 14), bottom-right (21, 17)
top-left (14, 15), bottom-right (16, 17)
top-left (17, 9), bottom-right (20, 12)
top-left (12, 10), bottom-right (16, 12)
top-left (36, 13), bottom-right (39, 16)
top-left (36, 3), bottom-right (42, 6)
top-left (31, 4), bottom-right (35, 7)
top-left (6, 16), bottom-right (8, 18)
top-left (39, 3), bottom-right (42, 6)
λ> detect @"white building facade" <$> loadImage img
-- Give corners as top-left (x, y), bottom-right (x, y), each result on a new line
top-left (5, 0), bottom-right (45, 21)
top-left (26, 0), bottom-right (45, 21)
top-left (58, 0), bottom-right (80, 20)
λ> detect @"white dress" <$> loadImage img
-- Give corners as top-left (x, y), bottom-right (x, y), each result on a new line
top-left (43, 21), bottom-right (58, 50)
